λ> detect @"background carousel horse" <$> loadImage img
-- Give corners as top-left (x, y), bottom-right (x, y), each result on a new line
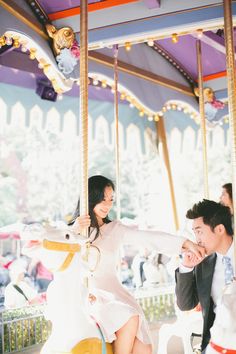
top-left (206, 281), bottom-right (236, 354)
top-left (21, 223), bottom-right (113, 354)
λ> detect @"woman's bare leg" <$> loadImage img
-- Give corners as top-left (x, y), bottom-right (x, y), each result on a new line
top-left (113, 315), bottom-right (139, 354)
top-left (132, 338), bottom-right (152, 354)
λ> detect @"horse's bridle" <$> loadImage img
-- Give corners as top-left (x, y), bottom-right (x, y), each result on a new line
top-left (43, 239), bottom-right (81, 272)
top-left (42, 239), bottom-right (101, 273)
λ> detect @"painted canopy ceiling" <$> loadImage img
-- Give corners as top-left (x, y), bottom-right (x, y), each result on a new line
top-left (0, 0), bottom-right (235, 121)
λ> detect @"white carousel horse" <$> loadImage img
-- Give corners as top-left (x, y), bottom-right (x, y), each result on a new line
top-left (158, 304), bottom-right (203, 354)
top-left (206, 281), bottom-right (236, 354)
top-left (21, 223), bottom-right (113, 354)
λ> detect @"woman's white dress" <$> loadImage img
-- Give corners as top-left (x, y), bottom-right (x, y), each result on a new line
top-left (88, 220), bottom-right (185, 345)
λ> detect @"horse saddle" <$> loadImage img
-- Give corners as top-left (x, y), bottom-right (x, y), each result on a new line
top-left (50, 338), bottom-right (113, 354)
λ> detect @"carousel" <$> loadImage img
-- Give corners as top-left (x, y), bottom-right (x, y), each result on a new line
top-left (0, 1), bottom-right (236, 353)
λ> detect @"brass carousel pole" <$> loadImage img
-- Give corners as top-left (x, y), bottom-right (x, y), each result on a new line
top-left (79, 0), bottom-right (90, 289)
top-left (196, 39), bottom-right (209, 199)
top-left (223, 0), bottom-right (236, 265)
top-left (157, 117), bottom-right (179, 231)
top-left (79, 0), bottom-right (89, 236)
top-left (113, 44), bottom-right (121, 220)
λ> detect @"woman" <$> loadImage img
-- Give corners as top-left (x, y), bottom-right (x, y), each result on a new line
top-left (220, 183), bottom-right (233, 215)
top-left (71, 175), bottom-right (205, 354)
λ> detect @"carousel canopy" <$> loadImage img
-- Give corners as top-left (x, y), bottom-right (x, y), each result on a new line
top-left (0, 0), bottom-right (234, 122)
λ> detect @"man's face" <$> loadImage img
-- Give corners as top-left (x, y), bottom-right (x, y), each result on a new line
top-left (192, 217), bottom-right (221, 255)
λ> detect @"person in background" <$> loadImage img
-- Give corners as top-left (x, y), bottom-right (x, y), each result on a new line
top-left (71, 175), bottom-right (205, 354)
top-left (28, 259), bottom-right (53, 293)
top-left (131, 248), bottom-right (149, 288)
top-left (175, 199), bottom-right (235, 353)
top-left (4, 260), bottom-right (39, 309)
top-left (220, 183), bottom-right (233, 215)
top-left (143, 251), bottom-right (170, 287)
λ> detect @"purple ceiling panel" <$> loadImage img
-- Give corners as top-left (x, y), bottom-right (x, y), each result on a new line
top-left (157, 34), bottom-right (226, 80)
top-left (143, 0), bottom-right (160, 9)
top-left (38, 0), bottom-right (101, 14)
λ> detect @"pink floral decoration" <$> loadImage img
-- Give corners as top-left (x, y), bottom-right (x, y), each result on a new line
top-left (211, 99), bottom-right (225, 110)
top-left (70, 40), bottom-right (80, 59)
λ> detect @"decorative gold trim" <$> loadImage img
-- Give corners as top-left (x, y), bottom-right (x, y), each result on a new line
top-left (0, 0), bottom-right (48, 40)
top-left (58, 252), bottom-right (75, 272)
top-left (43, 239), bottom-right (81, 253)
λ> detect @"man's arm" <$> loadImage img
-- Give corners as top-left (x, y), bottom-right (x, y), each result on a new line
top-left (175, 267), bottom-right (199, 310)
top-left (175, 251), bottom-right (204, 310)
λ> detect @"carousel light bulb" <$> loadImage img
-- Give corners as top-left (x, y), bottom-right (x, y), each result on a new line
top-left (93, 78), bottom-right (99, 86)
top-left (158, 111), bottom-right (163, 117)
top-left (5, 37), bottom-right (12, 45)
top-left (183, 107), bottom-right (189, 114)
top-left (148, 116), bottom-right (153, 121)
top-left (171, 104), bottom-right (177, 110)
top-left (196, 29), bottom-right (203, 38)
top-left (154, 115), bottom-right (160, 122)
top-left (29, 48), bottom-right (37, 60)
top-left (76, 79), bottom-right (80, 86)
top-left (13, 37), bottom-right (20, 48)
top-left (129, 103), bottom-right (134, 108)
top-left (166, 104), bottom-right (171, 110)
top-left (0, 36), bottom-right (6, 47)
top-left (171, 33), bottom-right (179, 44)
top-left (139, 111), bottom-right (144, 117)
top-left (120, 93), bottom-right (126, 100)
top-left (21, 46), bottom-right (28, 53)
top-left (125, 42), bottom-right (131, 51)
top-left (147, 39), bottom-right (154, 46)
top-left (162, 106), bottom-right (167, 112)
top-left (38, 62), bottom-right (44, 69)
top-left (101, 80), bottom-right (107, 88)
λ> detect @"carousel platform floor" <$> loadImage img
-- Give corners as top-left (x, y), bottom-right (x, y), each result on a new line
top-left (20, 321), bottom-right (201, 354)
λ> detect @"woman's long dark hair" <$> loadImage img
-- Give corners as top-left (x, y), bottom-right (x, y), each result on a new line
top-left (69, 175), bottom-right (115, 242)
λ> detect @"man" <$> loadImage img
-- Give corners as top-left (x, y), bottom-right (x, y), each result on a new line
top-left (175, 199), bottom-right (235, 353)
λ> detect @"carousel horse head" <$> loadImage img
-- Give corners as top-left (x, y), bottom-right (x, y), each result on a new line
top-left (206, 281), bottom-right (236, 354)
top-left (21, 223), bottom-right (113, 354)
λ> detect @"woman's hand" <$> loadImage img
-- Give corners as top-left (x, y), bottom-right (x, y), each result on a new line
top-left (88, 293), bottom-right (96, 305)
top-left (181, 251), bottom-right (203, 268)
top-left (182, 239), bottom-right (205, 261)
top-left (72, 215), bottom-right (91, 234)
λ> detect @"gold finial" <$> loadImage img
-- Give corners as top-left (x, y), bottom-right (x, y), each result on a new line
top-left (46, 24), bottom-right (75, 56)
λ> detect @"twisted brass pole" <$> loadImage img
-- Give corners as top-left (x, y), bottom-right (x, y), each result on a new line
top-left (157, 117), bottom-right (179, 231)
top-left (223, 0), bottom-right (236, 268)
top-left (113, 45), bottom-right (121, 220)
top-left (196, 39), bottom-right (209, 199)
top-left (79, 0), bottom-right (89, 238)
